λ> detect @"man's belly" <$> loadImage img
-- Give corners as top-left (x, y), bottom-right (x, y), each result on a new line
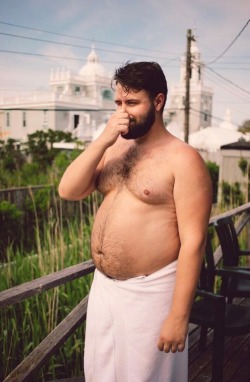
top-left (91, 191), bottom-right (180, 279)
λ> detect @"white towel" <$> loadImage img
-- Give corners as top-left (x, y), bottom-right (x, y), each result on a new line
top-left (84, 260), bottom-right (188, 382)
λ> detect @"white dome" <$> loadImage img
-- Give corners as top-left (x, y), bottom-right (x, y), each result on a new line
top-left (79, 46), bottom-right (107, 77)
top-left (189, 126), bottom-right (245, 152)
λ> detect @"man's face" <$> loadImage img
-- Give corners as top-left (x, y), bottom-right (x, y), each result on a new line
top-left (115, 85), bottom-right (156, 140)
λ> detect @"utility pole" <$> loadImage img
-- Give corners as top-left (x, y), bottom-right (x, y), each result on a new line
top-left (184, 29), bottom-right (194, 143)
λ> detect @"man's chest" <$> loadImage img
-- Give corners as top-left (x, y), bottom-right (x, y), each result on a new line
top-left (96, 146), bottom-right (174, 204)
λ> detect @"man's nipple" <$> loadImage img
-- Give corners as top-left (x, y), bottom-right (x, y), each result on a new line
top-left (144, 189), bottom-right (150, 196)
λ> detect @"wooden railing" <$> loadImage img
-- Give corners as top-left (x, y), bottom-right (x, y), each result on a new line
top-left (1, 202), bottom-right (250, 382)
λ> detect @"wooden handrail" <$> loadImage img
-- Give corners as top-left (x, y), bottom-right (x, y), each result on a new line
top-left (0, 259), bottom-right (95, 308)
top-left (2, 202), bottom-right (250, 382)
top-left (209, 202), bottom-right (250, 225)
top-left (211, 206), bottom-right (250, 266)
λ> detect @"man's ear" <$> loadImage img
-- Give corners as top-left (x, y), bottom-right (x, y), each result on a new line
top-left (154, 93), bottom-right (165, 111)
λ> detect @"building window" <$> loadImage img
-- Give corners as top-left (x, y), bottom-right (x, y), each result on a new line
top-left (75, 86), bottom-right (81, 95)
top-left (43, 110), bottom-right (48, 129)
top-left (204, 112), bottom-right (208, 122)
top-left (6, 112), bottom-right (10, 127)
top-left (23, 112), bottom-right (27, 127)
top-left (74, 115), bottom-right (79, 128)
top-left (103, 89), bottom-right (112, 100)
top-left (198, 66), bottom-right (201, 81)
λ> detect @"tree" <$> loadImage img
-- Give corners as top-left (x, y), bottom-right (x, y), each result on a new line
top-left (239, 119), bottom-right (250, 133)
top-left (0, 138), bottom-right (25, 172)
top-left (24, 130), bottom-right (77, 167)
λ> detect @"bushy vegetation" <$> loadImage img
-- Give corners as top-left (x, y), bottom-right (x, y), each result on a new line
top-left (0, 130), bottom-right (82, 188)
top-left (206, 161), bottom-right (219, 203)
top-left (0, 209), bottom-right (94, 381)
top-left (0, 131), bottom-right (96, 380)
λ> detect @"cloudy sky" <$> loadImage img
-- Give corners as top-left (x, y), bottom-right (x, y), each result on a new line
top-left (0, 0), bottom-right (249, 126)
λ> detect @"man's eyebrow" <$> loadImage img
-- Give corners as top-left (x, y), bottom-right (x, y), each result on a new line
top-left (115, 98), bottom-right (140, 103)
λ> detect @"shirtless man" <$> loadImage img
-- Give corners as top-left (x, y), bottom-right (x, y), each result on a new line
top-left (58, 62), bottom-right (212, 382)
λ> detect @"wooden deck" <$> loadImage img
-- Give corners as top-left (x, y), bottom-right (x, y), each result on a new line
top-left (188, 298), bottom-right (250, 382)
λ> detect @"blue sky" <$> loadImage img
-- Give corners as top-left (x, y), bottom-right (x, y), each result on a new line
top-left (0, 0), bottom-right (249, 126)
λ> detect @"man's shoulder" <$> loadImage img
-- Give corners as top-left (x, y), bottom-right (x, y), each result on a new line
top-left (162, 135), bottom-right (207, 173)
top-left (163, 134), bottom-right (200, 157)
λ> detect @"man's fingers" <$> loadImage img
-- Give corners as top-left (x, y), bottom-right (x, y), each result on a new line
top-left (163, 343), bottom-right (171, 353)
top-left (158, 340), bottom-right (185, 353)
top-left (177, 344), bottom-right (185, 352)
top-left (157, 340), bottom-right (164, 351)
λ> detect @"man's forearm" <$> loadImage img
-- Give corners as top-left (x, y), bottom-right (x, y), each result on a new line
top-left (170, 247), bottom-right (204, 318)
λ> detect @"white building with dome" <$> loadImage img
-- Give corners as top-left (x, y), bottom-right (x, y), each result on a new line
top-left (189, 108), bottom-right (245, 153)
top-left (0, 46), bottom-right (114, 142)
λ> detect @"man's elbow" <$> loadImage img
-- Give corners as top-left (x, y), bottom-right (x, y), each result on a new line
top-left (58, 183), bottom-right (91, 201)
top-left (58, 184), bottom-right (76, 201)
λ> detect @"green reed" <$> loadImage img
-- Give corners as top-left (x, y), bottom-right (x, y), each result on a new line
top-left (0, 193), bottom-right (98, 381)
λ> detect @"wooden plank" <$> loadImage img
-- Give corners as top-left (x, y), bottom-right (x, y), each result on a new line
top-left (188, 329), bottom-right (214, 381)
top-left (223, 334), bottom-right (250, 381)
top-left (0, 259), bottom-right (95, 308)
top-left (209, 202), bottom-right (250, 225)
top-left (3, 296), bottom-right (88, 382)
top-left (230, 335), bottom-right (250, 381)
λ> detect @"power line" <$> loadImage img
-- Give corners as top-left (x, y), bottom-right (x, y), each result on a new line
top-left (205, 69), bottom-right (250, 97)
top-left (209, 67), bottom-right (250, 71)
top-left (205, 72), bottom-right (250, 103)
top-left (188, 60), bottom-right (250, 105)
top-left (0, 49), bottom-right (123, 65)
top-left (0, 32), bottom-right (172, 60)
top-left (191, 60), bottom-right (250, 97)
top-left (0, 20), bottom-right (178, 55)
top-left (206, 66), bottom-right (250, 95)
top-left (207, 19), bottom-right (250, 65)
top-left (0, 48), bottom-right (181, 68)
top-left (189, 107), bottom-right (236, 125)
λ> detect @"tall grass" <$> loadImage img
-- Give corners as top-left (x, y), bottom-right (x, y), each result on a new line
top-left (0, 192), bottom-right (99, 381)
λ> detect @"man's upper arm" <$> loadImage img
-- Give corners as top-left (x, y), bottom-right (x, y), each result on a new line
top-left (173, 147), bottom-right (212, 246)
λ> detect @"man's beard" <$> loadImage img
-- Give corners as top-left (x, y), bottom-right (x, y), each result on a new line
top-left (121, 104), bottom-right (155, 140)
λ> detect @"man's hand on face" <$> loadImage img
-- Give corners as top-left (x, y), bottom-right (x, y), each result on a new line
top-left (99, 110), bottom-right (130, 147)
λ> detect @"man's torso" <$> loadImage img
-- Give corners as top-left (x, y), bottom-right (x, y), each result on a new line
top-left (91, 136), bottom-right (182, 279)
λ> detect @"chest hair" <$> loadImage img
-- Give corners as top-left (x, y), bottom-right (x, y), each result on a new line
top-left (96, 146), bottom-right (140, 193)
